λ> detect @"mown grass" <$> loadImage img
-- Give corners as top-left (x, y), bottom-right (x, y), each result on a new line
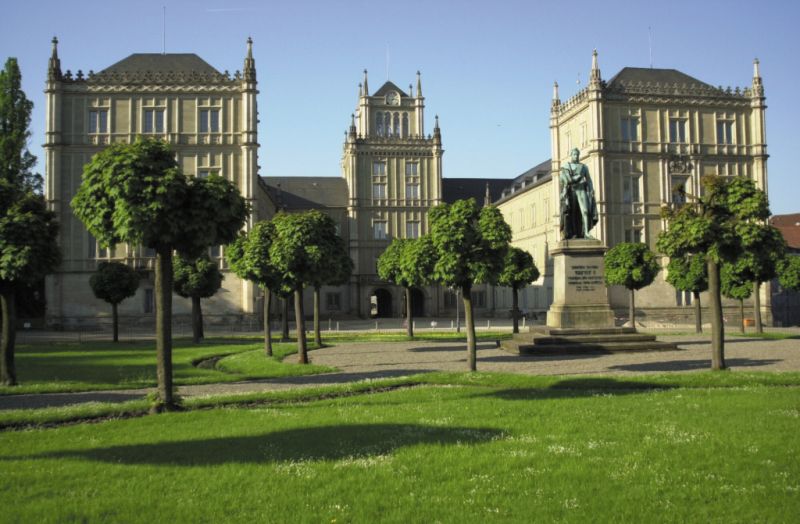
top-left (0, 372), bottom-right (797, 522)
top-left (0, 338), bottom-right (334, 395)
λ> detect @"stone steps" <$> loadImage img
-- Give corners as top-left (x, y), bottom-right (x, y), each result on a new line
top-left (501, 328), bottom-right (678, 355)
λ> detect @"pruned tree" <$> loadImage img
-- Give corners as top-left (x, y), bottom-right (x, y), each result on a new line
top-left (666, 253), bottom-right (708, 333)
top-left (0, 59), bottom-right (60, 386)
top-left (72, 138), bottom-right (248, 410)
top-left (721, 259), bottom-right (752, 334)
top-left (604, 242), bottom-right (660, 329)
top-left (429, 199), bottom-right (511, 371)
top-left (227, 221), bottom-right (284, 356)
top-left (498, 247), bottom-right (539, 334)
top-left (89, 262), bottom-right (140, 343)
top-left (658, 175), bottom-right (771, 370)
top-left (778, 256), bottom-right (800, 293)
top-left (378, 236), bottom-right (437, 337)
top-left (173, 254), bottom-right (223, 344)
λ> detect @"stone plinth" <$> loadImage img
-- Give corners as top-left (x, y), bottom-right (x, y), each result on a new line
top-left (546, 239), bottom-right (615, 329)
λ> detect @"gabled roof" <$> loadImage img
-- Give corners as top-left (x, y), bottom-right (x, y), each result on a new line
top-left (442, 178), bottom-right (514, 205)
top-left (606, 67), bottom-right (713, 89)
top-left (770, 213), bottom-right (800, 250)
top-left (373, 81), bottom-right (409, 98)
top-left (262, 177), bottom-right (348, 210)
top-left (99, 53), bottom-right (223, 75)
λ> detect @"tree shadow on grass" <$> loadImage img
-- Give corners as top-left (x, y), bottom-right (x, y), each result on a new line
top-left (608, 358), bottom-right (782, 372)
top-left (479, 377), bottom-right (677, 401)
top-left (407, 342), bottom-right (497, 353)
top-left (15, 423), bottom-right (503, 466)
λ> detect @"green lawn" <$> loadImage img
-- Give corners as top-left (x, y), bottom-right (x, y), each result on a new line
top-left (0, 372), bottom-right (797, 522)
top-left (0, 338), bottom-right (334, 395)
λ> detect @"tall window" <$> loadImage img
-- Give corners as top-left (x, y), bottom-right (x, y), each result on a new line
top-left (530, 204), bottom-right (537, 227)
top-left (671, 175), bottom-right (689, 207)
top-left (393, 113), bottom-right (400, 136)
top-left (326, 292), bottom-right (341, 311)
top-left (372, 161), bottom-right (386, 177)
top-left (383, 112), bottom-right (391, 137)
top-left (88, 109), bottom-right (108, 133)
top-left (405, 183), bottom-right (419, 199)
top-left (669, 118), bottom-right (687, 143)
top-left (144, 109), bottom-right (165, 133)
top-left (199, 109), bottom-right (220, 133)
top-left (373, 221), bottom-right (387, 240)
top-left (716, 116), bottom-right (734, 145)
top-left (373, 161), bottom-right (387, 200)
top-left (406, 221), bottom-right (419, 239)
top-left (144, 289), bottom-right (155, 314)
top-left (376, 113), bottom-right (384, 137)
top-left (621, 116), bottom-right (639, 142)
top-left (372, 182), bottom-right (386, 199)
top-left (405, 163), bottom-right (419, 199)
top-left (402, 113), bottom-right (409, 138)
top-left (622, 174), bottom-right (641, 204)
top-left (624, 228), bottom-right (642, 243)
top-left (471, 290), bottom-right (487, 308)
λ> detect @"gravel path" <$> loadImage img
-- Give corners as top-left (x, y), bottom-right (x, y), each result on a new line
top-left (1, 333), bottom-right (798, 411)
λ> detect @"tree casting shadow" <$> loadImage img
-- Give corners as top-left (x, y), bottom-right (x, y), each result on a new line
top-left (608, 358), bottom-right (782, 372)
top-left (19, 423), bottom-right (503, 466)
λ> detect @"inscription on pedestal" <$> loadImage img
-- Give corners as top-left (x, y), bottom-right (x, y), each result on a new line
top-left (567, 264), bottom-right (603, 292)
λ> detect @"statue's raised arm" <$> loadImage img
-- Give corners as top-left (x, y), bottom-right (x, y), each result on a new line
top-left (559, 148), bottom-right (598, 240)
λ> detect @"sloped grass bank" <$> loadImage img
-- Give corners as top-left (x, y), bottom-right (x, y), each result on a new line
top-left (1, 372), bottom-right (797, 522)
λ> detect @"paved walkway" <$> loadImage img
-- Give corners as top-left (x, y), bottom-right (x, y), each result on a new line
top-left (2, 333), bottom-right (799, 411)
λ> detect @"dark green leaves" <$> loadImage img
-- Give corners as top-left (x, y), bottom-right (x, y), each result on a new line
top-left (173, 255), bottom-right (223, 299)
top-left (604, 242), bottom-right (660, 291)
top-left (89, 262), bottom-right (140, 305)
top-left (498, 247), bottom-right (539, 290)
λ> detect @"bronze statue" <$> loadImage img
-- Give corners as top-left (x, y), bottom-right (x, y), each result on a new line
top-left (559, 148), bottom-right (598, 239)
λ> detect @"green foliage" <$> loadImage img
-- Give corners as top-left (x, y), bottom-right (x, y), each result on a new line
top-left (604, 242), bottom-right (660, 291)
top-left (666, 253), bottom-right (708, 294)
top-left (71, 138), bottom-right (248, 255)
top-left (778, 255), bottom-right (800, 292)
top-left (720, 260), bottom-right (752, 300)
top-left (498, 246), bottom-right (539, 290)
top-left (429, 199), bottom-right (511, 288)
top-left (173, 255), bottom-right (223, 299)
top-left (378, 237), bottom-right (437, 289)
top-left (0, 58), bottom-right (40, 193)
top-left (89, 262), bottom-right (140, 305)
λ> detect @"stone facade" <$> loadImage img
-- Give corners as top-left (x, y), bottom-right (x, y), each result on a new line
top-left (43, 38), bottom-right (273, 328)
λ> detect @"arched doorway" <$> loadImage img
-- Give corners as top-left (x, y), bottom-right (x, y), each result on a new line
top-left (410, 288), bottom-right (425, 317)
top-left (373, 288), bottom-right (392, 318)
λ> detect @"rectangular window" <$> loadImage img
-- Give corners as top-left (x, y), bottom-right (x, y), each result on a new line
top-left (676, 290), bottom-right (693, 306)
top-left (326, 292), bottom-right (341, 311)
top-left (530, 204), bottom-right (537, 227)
top-left (669, 118), bottom-right (686, 143)
top-left (406, 221), bottom-right (419, 239)
top-left (144, 109), bottom-right (165, 133)
top-left (671, 175), bottom-right (689, 207)
top-left (544, 199), bottom-right (550, 222)
top-left (87, 234), bottom-right (96, 259)
top-left (622, 175), bottom-right (641, 204)
top-left (372, 161), bottom-right (386, 177)
top-left (405, 183), bottom-right (419, 199)
top-left (144, 289), bottom-right (155, 314)
top-left (199, 109), bottom-right (220, 133)
top-left (89, 109), bottom-right (108, 133)
top-left (373, 221), bottom-right (387, 240)
top-left (716, 119), bottom-right (734, 145)
top-left (621, 116), bottom-right (639, 142)
top-left (372, 183), bottom-right (386, 199)
top-left (405, 163), bottom-right (418, 177)
top-left (471, 290), bottom-right (487, 308)
top-left (624, 228), bottom-right (643, 243)
top-left (209, 245), bottom-right (221, 259)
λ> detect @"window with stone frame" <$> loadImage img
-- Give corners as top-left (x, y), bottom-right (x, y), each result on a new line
top-left (143, 108), bottom-right (165, 134)
top-left (88, 108), bottom-right (108, 134)
top-left (326, 292), bottom-right (341, 311)
top-left (373, 220), bottom-right (387, 240)
top-left (620, 112), bottom-right (640, 142)
top-left (406, 221), bottom-right (420, 239)
top-left (669, 115), bottom-right (687, 143)
top-left (716, 114), bottom-right (735, 145)
top-left (198, 108), bottom-right (220, 133)
top-left (471, 290), bottom-right (487, 308)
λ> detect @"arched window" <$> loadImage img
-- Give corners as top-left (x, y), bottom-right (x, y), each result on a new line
top-left (376, 113), bottom-right (383, 137)
top-left (393, 113), bottom-right (400, 136)
top-left (402, 113), bottom-right (409, 138)
top-left (383, 112), bottom-right (391, 137)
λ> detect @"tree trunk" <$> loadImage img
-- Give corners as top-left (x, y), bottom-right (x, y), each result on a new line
top-left (154, 248), bottom-right (176, 409)
top-left (281, 296), bottom-right (290, 342)
top-left (0, 289), bottom-right (17, 386)
top-left (462, 283), bottom-right (477, 372)
top-left (753, 281), bottom-right (763, 334)
top-left (693, 291), bottom-right (702, 334)
top-left (263, 288), bottom-right (272, 356)
top-left (629, 288), bottom-right (636, 329)
top-left (740, 299), bottom-right (745, 334)
top-left (294, 288), bottom-right (308, 364)
top-left (112, 302), bottom-right (119, 343)
top-left (191, 295), bottom-right (203, 344)
top-left (511, 286), bottom-right (519, 334)
top-left (406, 287), bottom-right (414, 338)
top-left (314, 285), bottom-right (322, 347)
top-left (707, 259), bottom-right (726, 370)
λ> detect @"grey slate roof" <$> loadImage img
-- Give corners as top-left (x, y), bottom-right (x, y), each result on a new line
top-left (372, 81), bottom-right (409, 98)
top-left (262, 177), bottom-right (348, 210)
top-left (442, 178), bottom-right (514, 204)
top-left (494, 159), bottom-right (553, 205)
top-left (99, 53), bottom-right (223, 75)
top-left (606, 67), bottom-right (712, 89)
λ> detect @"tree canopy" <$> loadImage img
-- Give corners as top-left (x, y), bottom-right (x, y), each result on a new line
top-left (90, 261), bottom-right (141, 306)
top-left (604, 242), bottom-right (660, 291)
top-left (0, 58), bottom-right (40, 192)
top-left (666, 253), bottom-right (708, 295)
top-left (778, 256), bottom-right (800, 292)
top-left (498, 247), bottom-right (539, 291)
top-left (173, 255), bottom-right (223, 301)
top-left (378, 236), bottom-right (436, 337)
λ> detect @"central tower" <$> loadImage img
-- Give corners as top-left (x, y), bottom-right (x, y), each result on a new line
top-left (341, 70), bottom-right (443, 317)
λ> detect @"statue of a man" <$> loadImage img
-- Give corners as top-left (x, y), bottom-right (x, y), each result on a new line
top-left (559, 147), bottom-right (598, 239)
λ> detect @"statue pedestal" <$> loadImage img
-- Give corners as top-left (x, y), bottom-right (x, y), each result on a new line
top-left (546, 239), bottom-right (615, 329)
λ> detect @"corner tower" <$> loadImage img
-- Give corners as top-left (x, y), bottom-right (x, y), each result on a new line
top-left (341, 70), bottom-right (443, 317)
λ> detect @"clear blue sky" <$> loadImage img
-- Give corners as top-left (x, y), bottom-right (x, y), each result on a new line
top-left (2, 0), bottom-right (799, 214)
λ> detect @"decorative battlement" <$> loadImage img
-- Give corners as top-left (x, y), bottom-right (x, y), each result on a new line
top-left (606, 80), bottom-right (751, 99)
top-left (56, 69), bottom-right (241, 85)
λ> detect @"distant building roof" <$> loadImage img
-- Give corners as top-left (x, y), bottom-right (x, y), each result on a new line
top-left (442, 178), bottom-right (513, 204)
top-left (606, 67), bottom-right (713, 89)
top-left (99, 53), bottom-right (223, 75)
top-left (770, 213), bottom-right (800, 250)
top-left (494, 159), bottom-right (552, 205)
top-left (262, 177), bottom-right (348, 210)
